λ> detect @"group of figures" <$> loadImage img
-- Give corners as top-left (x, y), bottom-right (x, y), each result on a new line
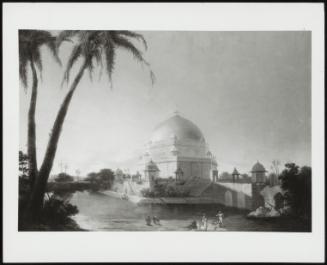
top-left (188, 210), bottom-right (224, 231)
top-left (145, 215), bottom-right (161, 226)
top-left (144, 210), bottom-right (225, 231)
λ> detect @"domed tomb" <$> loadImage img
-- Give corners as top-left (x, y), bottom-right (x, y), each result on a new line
top-left (151, 114), bottom-right (205, 143)
top-left (140, 112), bottom-right (218, 181)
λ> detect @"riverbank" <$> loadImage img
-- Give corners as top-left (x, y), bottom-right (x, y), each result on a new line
top-left (100, 190), bottom-right (251, 209)
top-left (19, 218), bottom-right (87, 231)
top-left (69, 191), bottom-right (310, 232)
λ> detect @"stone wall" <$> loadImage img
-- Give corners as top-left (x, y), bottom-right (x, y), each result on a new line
top-left (201, 182), bottom-right (253, 210)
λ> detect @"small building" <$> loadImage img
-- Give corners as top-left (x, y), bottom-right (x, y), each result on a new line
top-left (232, 168), bottom-right (240, 182)
top-left (175, 167), bottom-right (184, 181)
top-left (144, 160), bottom-right (160, 190)
top-left (251, 161), bottom-right (267, 210)
top-left (251, 161), bottom-right (267, 183)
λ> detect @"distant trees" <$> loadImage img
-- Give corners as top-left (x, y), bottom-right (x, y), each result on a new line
top-left (54, 173), bottom-right (74, 182)
top-left (141, 179), bottom-right (189, 198)
top-left (220, 172), bottom-right (231, 180)
top-left (240, 173), bottom-right (251, 183)
top-left (279, 163), bottom-right (311, 220)
top-left (85, 168), bottom-right (115, 191)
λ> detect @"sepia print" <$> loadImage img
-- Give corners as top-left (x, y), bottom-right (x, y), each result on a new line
top-left (19, 30), bottom-right (311, 232)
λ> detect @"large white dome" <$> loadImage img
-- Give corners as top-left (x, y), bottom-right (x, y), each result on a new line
top-left (150, 113), bottom-right (205, 143)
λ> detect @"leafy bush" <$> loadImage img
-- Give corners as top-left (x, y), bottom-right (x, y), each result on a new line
top-left (18, 151), bottom-right (81, 231)
top-left (140, 188), bottom-right (155, 197)
top-left (41, 195), bottom-right (79, 225)
top-left (141, 182), bottom-right (190, 198)
top-left (85, 168), bottom-right (115, 190)
top-left (279, 163), bottom-right (311, 219)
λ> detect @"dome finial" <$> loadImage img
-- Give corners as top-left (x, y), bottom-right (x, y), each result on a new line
top-left (173, 110), bottom-right (180, 116)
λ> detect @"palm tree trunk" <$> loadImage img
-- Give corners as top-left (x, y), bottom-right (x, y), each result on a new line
top-left (27, 61), bottom-right (38, 187)
top-left (24, 61), bottom-right (87, 223)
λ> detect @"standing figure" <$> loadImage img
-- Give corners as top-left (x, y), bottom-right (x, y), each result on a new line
top-left (216, 211), bottom-right (224, 227)
top-left (153, 216), bottom-right (161, 225)
top-left (145, 215), bottom-right (152, 226)
top-left (200, 214), bottom-right (208, 231)
top-left (187, 220), bottom-right (198, 230)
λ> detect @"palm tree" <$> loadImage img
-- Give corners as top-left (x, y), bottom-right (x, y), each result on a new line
top-left (19, 30), bottom-right (60, 187)
top-left (26, 30), bottom-right (154, 221)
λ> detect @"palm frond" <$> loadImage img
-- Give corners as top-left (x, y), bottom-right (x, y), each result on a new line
top-left (102, 32), bottom-right (115, 85)
top-left (33, 48), bottom-right (42, 72)
top-left (62, 45), bottom-right (82, 84)
top-left (93, 47), bottom-right (104, 81)
top-left (86, 56), bottom-right (94, 82)
top-left (56, 30), bottom-right (80, 48)
top-left (19, 30), bottom-right (62, 88)
top-left (112, 35), bottom-right (148, 66)
top-left (112, 34), bottom-right (155, 86)
top-left (19, 31), bottom-right (31, 88)
top-left (93, 47), bottom-right (103, 67)
top-left (150, 70), bottom-right (156, 86)
top-left (59, 30), bottom-right (154, 88)
top-left (116, 31), bottom-right (148, 50)
top-left (46, 36), bottom-right (62, 65)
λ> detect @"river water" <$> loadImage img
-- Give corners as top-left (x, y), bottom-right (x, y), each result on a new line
top-left (70, 191), bottom-right (310, 232)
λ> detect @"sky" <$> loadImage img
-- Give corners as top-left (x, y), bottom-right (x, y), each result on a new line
top-left (19, 31), bottom-right (311, 177)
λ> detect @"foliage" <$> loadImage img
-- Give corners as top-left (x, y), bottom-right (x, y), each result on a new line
top-left (141, 181), bottom-right (190, 198)
top-left (54, 172), bottom-right (74, 182)
top-left (19, 151), bottom-right (80, 230)
top-left (19, 30), bottom-right (61, 223)
top-left (220, 171), bottom-right (232, 180)
top-left (141, 188), bottom-right (155, 198)
top-left (241, 173), bottom-right (251, 183)
top-left (279, 163), bottom-right (311, 219)
top-left (56, 30), bottom-right (155, 86)
top-left (24, 30), bottom-right (153, 222)
top-left (19, 30), bottom-right (60, 87)
top-left (41, 195), bottom-right (79, 225)
top-left (274, 192), bottom-right (284, 210)
top-left (85, 168), bottom-right (115, 191)
top-left (18, 151), bottom-right (31, 226)
top-left (19, 30), bottom-right (152, 226)
top-left (19, 151), bottom-right (29, 179)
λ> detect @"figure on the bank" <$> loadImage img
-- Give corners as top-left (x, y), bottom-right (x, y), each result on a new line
top-left (187, 220), bottom-right (198, 230)
top-left (152, 216), bottom-right (161, 225)
top-left (216, 210), bottom-right (224, 227)
top-left (200, 214), bottom-right (208, 231)
top-left (145, 215), bottom-right (152, 226)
